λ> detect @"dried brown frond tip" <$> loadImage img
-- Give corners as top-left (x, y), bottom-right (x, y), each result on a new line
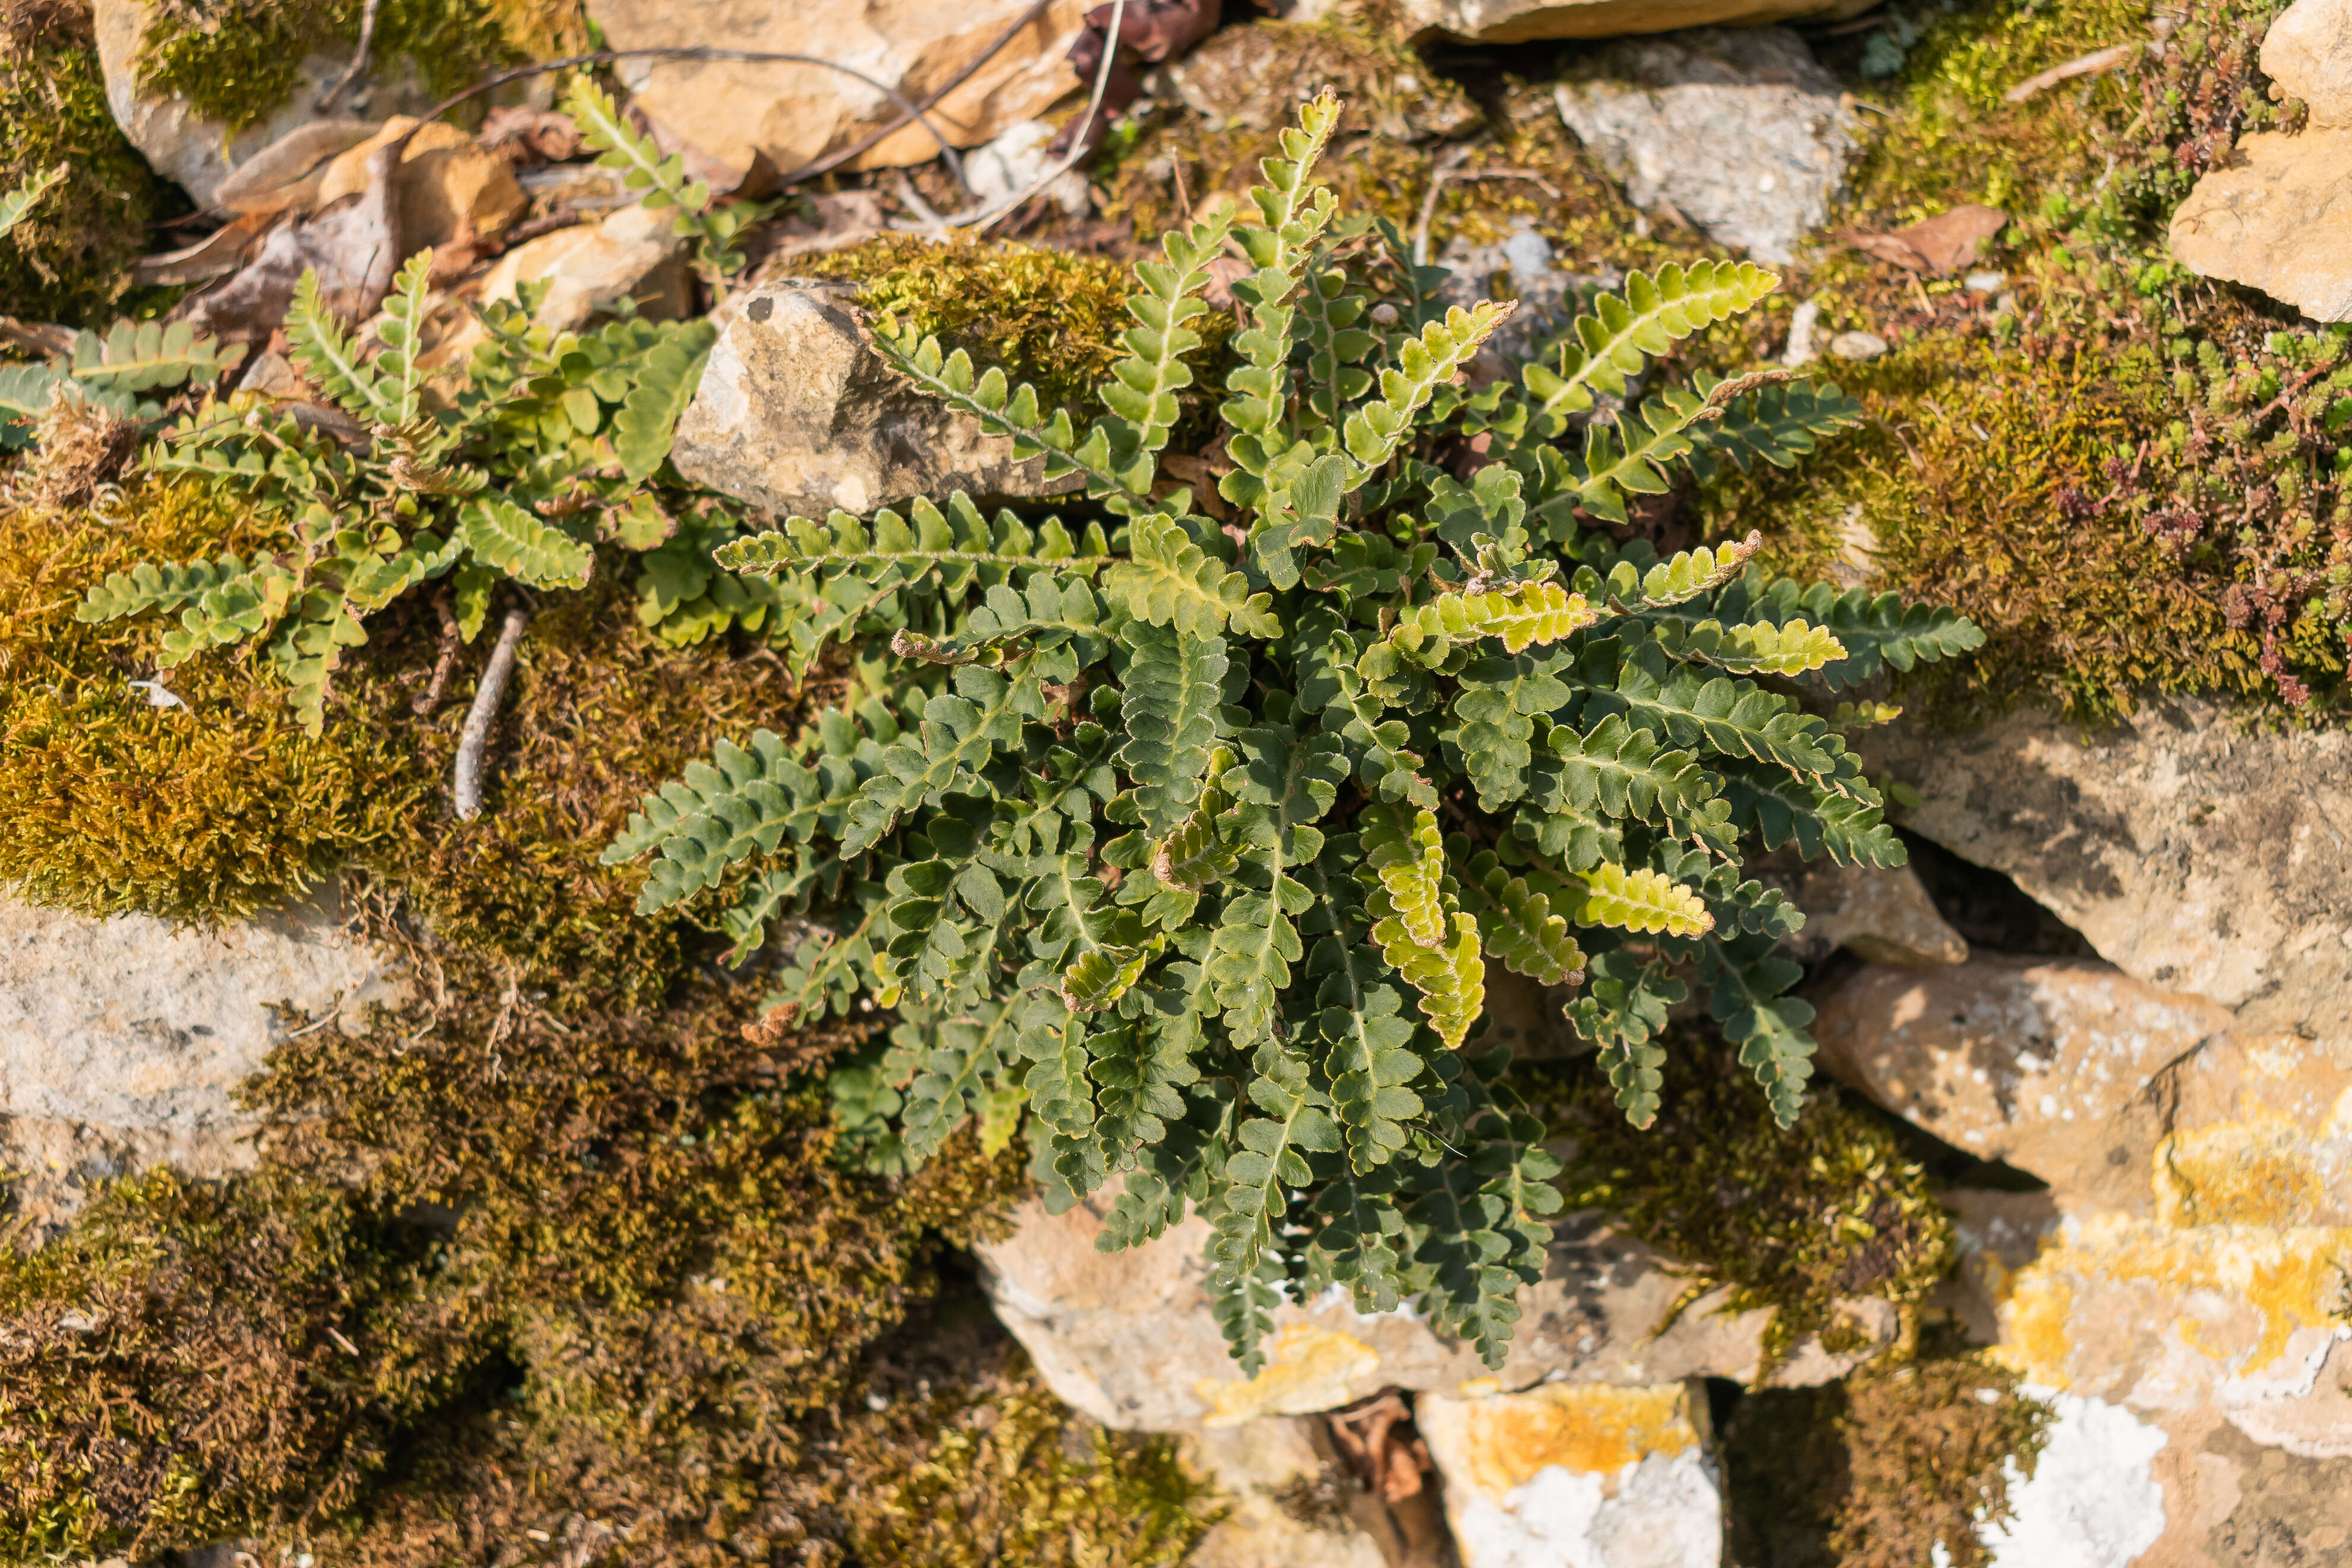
top-left (17, 385), bottom-right (141, 512)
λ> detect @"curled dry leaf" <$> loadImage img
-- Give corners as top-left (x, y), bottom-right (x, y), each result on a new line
top-left (175, 132), bottom-right (411, 347)
top-left (1841, 204), bottom-right (2008, 275)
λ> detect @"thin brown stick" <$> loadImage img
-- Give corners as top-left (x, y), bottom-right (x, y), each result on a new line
top-left (453, 606), bottom-right (528, 819)
top-left (316, 0), bottom-right (384, 110)
top-left (412, 591), bottom-right (462, 715)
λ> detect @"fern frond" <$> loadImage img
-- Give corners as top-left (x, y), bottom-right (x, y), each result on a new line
top-left (613, 319), bottom-right (717, 482)
top-left (1375, 580), bottom-right (1595, 669)
top-left (1703, 935), bottom-right (1816, 1126)
top-left (1578, 862), bottom-right (1713, 937)
top-left (1120, 620), bottom-right (1231, 837)
top-left (368, 251), bottom-right (434, 423)
top-left (1207, 1038), bottom-right (1341, 1373)
top-left (77, 555), bottom-right (251, 623)
top-left (68, 318), bottom-right (244, 396)
top-left (869, 316), bottom-right (1131, 499)
top-left (1341, 301), bottom-right (1515, 472)
top-left (1096, 200), bottom-right (1239, 485)
top-left (457, 493), bottom-right (594, 590)
top-left (1108, 512), bottom-right (1279, 638)
top-left (287, 270), bottom-right (392, 422)
top-left (841, 662), bottom-right (1044, 854)
top-left (1656, 616), bottom-right (1848, 676)
top-left (1460, 851), bottom-right (1585, 986)
top-left (1517, 260), bottom-right (1778, 438)
top-left (1686, 376), bottom-right (1865, 477)
top-left (1361, 806), bottom-right (1448, 948)
top-left (0, 162), bottom-right (65, 240)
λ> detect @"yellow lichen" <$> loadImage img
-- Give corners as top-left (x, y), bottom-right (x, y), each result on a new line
top-left (1194, 1324), bottom-right (1380, 1427)
top-left (1448, 1383), bottom-right (1698, 1496)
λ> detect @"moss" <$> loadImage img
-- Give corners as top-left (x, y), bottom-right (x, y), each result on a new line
top-left (0, 480), bottom-right (434, 923)
top-left (1537, 1034), bottom-right (1954, 1372)
top-left (834, 1348), bottom-right (1218, 1568)
top-left (0, 24), bottom-right (169, 325)
top-left (132, 0), bottom-right (551, 135)
top-left (1724, 1347), bottom-right (2054, 1568)
top-left (805, 236), bottom-right (1181, 419)
top-left (1704, 335), bottom-right (2294, 723)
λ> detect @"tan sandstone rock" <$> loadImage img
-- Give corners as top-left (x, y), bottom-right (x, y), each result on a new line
top-left (585, 0), bottom-right (1091, 179)
top-left (91, 0), bottom-right (438, 205)
top-left (1182, 1418), bottom-right (1392, 1568)
top-left (1398, 0), bottom-right (1872, 44)
top-left (1416, 1382), bottom-right (1722, 1568)
top-left (2169, 0), bottom-right (2352, 320)
top-left (1814, 957), bottom-right (2246, 1214)
top-left (2259, 0), bottom-right (2352, 125)
top-left (2169, 129), bottom-right (2352, 323)
top-left (1783, 860), bottom-right (1969, 968)
top-left (315, 117), bottom-right (529, 253)
top-left (977, 1187), bottom-right (1894, 1434)
top-left (0, 889), bottom-right (404, 1237)
top-left (672, 280), bottom-right (1080, 520)
top-left (1863, 698), bottom-right (2352, 1039)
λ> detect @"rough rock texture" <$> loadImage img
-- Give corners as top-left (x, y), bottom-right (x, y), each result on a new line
top-left (588, 0), bottom-right (1090, 179)
top-left (314, 117), bottom-right (528, 252)
top-left (1778, 860), bottom-right (1969, 968)
top-left (1182, 1419), bottom-right (1391, 1568)
top-left (0, 891), bottom-right (404, 1234)
top-left (1400, 0), bottom-right (1871, 44)
top-left (1416, 1382), bottom-right (1721, 1568)
top-left (1813, 957), bottom-right (2246, 1213)
top-left (91, 0), bottom-right (436, 205)
top-left (977, 1189), bottom-right (1894, 1433)
top-left (1864, 700), bottom-right (2352, 1038)
top-left (1978, 1390), bottom-right (2169, 1566)
top-left (2169, 0), bottom-right (2352, 320)
top-left (1551, 27), bottom-right (1857, 263)
top-left (672, 280), bottom-right (1078, 520)
top-left (2168, 129), bottom-right (2352, 322)
top-left (2258, 0), bottom-right (2352, 125)
top-left (478, 204), bottom-right (691, 328)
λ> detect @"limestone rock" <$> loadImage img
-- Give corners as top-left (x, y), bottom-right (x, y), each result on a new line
top-left (1552, 27), bottom-right (1858, 264)
top-left (1863, 699), bottom-right (2352, 1038)
top-left (2169, 129), bottom-right (2352, 322)
top-left (91, 0), bottom-right (436, 205)
top-left (477, 203), bottom-right (692, 330)
top-left (1399, 0), bottom-right (1872, 43)
top-left (2260, 0), bottom-right (2352, 126)
top-left (977, 1188), bottom-right (1894, 1434)
top-left (1813, 957), bottom-right (2245, 1213)
top-left (315, 117), bottom-right (528, 252)
top-left (1781, 860), bottom-right (1968, 968)
top-left (1416, 1382), bottom-right (1722, 1568)
top-left (1182, 1419), bottom-right (1392, 1568)
top-left (0, 891), bottom-right (403, 1235)
top-left (1156, 18), bottom-right (1481, 142)
top-left (672, 281), bottom-right (1079, 520)
top-left (587, 0), bottom-right (1091, 180)
top-left (1979, 1390), bottom-right (2169, 1567)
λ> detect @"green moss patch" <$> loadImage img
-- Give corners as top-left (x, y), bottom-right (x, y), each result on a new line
top-left (0, 23), bottom-right (169, 324)
top-left (1724, 1347), bottom-right (2054, 1568)
top-left (1539, 1035), bottom-right (1955, 1371)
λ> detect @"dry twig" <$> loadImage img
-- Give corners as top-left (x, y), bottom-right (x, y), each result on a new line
top-left (453, 606), bottom-right (528, 819)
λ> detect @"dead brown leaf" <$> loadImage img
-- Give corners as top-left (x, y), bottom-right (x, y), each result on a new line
top-left (1841, 204), bottom-right (2008, 275)
top-left (176, 132), bottom-right (411, 346)
top-left (479, 105), bottom-right (583, 168)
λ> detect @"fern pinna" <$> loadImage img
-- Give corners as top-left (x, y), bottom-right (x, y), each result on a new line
top-left (606, 96), bottom-right (1983, 1373)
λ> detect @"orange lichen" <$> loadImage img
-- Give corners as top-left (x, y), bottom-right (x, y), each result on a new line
top-left (1449, 1384), bottom-right (1698, 1494)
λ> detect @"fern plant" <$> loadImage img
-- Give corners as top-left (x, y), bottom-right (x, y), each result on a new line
top-left (605, 95), bottom-right (1983, 1373)
top-left (69, 252), bottom-right (716, 730)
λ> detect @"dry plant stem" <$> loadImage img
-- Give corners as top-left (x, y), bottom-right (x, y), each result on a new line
top-left (316, 0), bottom-right (384, 110)
top-left (424, 48), bottom-right (971, 190)
top-left (972, 0), bottom-right (1126, 235)
top-left (454, 606), bottom-right (528, 819)
top-left (413, 591), bottom-right (462, 715)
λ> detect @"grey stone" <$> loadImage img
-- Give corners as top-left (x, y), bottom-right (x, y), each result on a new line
top-left (1863, 699), bottom-right (2352, 1039)
top-left (1779, 860), bottom-right (1968, 968)
top-left (977, 1185), bottom-right (1895, 1434)
top-left (1826, 329), bottom-right (1888, 359)
top-left (1553, 27), bottom-right (1857, 264)
top-left (671, 281), bottom-right (1080, 521)
top-left (91, 0), bottom-right (436, 205)
top-left (0, 890), bottom-right (403, 1236)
